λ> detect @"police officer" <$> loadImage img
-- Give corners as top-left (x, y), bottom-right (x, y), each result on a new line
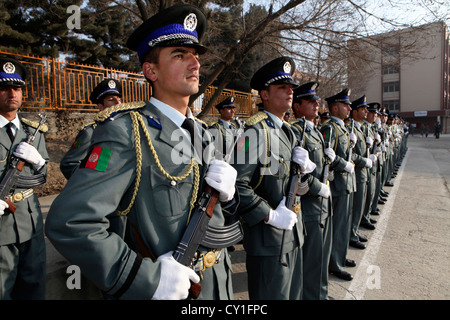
top-left (233, 57), bottom-right (315, 299)
top-left (348, 96), bottom-right (376, 251)
top-left (60, 78), bottom-right (122, 179)
top-left (321, 88), bottom-right (356, 281)
top-left (290, 81), bottom-right (335, 300)
top-left (362, 103), bottom-right (382, 225)
top-left (60, 79), bottom-right (125, 298)
top-left (46, 4), bottom-right (240, 300)
top-left (0, 57), bottom-right (49, 299)
top-left (208, 96), bottom-right (240, 158)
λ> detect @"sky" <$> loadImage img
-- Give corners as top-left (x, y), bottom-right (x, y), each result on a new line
top-left (244, 0), bottom-right (449, 31)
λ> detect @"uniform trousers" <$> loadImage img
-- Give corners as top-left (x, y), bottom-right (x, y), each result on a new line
top-left (0, 232), bottom-right (46, 300)
top-left (350, 181), bottom-right (368, 242)
top-left (371, 165), bottom-right (382, 212)
top-left (363, 171), bottom-right (377, 224)
top-left (302, 214), bottom-right (332, 300)
top-left (329, 192), bottom-right (353, 273)
top-left (246, 246), bottom-right (302, 300)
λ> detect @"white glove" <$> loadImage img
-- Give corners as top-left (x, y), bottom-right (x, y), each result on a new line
top-left (324, 147), bottom-right (336, 163)
top-left (366, 136), bottom-right (373, 148)
top-left (0, 200), bottom-right (9, 216)
top-left (349, 132), bottom-right (357, 146)
top-left (364, 158), bottom-right (373, 168)
top-left (204, 159), bottom-right (237, 202)
top-left (375, 133), bottom-right (381, 143)
top-left (13, 142), bottom-right (46, 170)
top-left (318, 183), bottom-right (331, 198)
top-left (344, 161), bottom-right (354, 173)
top-left (369, 154), bottom-right (378, 163)
top-left (375, 118), bottom-right (381, 126)
top-left (152, 251), bottom-right (200, 300)
top-left (265, 197), bottom-right (297, 230)
top-left (292, 146), bottom-right (316, 174)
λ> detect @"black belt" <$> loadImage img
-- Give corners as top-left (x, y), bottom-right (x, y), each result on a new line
top-left (200, 220), bottom-right (243, 248)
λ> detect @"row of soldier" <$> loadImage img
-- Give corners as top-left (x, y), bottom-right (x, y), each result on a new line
top-left (0, 4), bottom-right (407, 300)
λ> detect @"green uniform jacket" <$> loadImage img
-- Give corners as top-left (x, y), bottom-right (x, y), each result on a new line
top-left (208, 119), bottom-right (239, 158)
top-left (45, 101), bottom-right (237, 300)
top-left (60, 123), bottom-right (95, 179)
top-left (362, 120), bottom-right (378, 176)
top-left (320, 118), bottom-right (355, 196)
top-left (291, 119), bottom-right (330, 223)
top-left (0, 118), bottom-right (48, 246)
top-left (233, 112), bottom-right (303, 256)
top-left (351, 122), bottom-right (370, 184)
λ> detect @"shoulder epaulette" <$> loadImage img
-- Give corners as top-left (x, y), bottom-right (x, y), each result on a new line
top-left (94, 101), bottom-right (146, 123)
top-left (78, 121), bottom-right (96, 131)
top-left (20, 117), bottom-right (48, 132)
top-left (193, 117), bottom-right (208, 131)
top-left (208, 120), bottom-right (219, 127)
top-left (194, 117), bottom-right (208, 126)
top-left (245, 111), bottom-right (268, 127)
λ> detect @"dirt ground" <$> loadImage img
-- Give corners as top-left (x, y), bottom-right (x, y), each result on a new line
top-left (37, 141), bottom-right (72, 197)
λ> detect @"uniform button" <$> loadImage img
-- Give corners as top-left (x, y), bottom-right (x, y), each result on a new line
top-left (170, 180), bottom-right (177, 186)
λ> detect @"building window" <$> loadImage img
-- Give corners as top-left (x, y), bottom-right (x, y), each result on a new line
top-left (383, 81), bottom-right (400, 93)
top-left (383, 100), bottom-right (399, 112)
top-left (382, 44), bottom-right (399, 57)
top-left (383, 64), bottom-right (399, 74)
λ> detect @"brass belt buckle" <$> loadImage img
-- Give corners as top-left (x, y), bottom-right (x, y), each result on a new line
top-left (202, 251), bottom-right (217, 269)
top-left (12, 192), bottom-right (24, 202)
top-left (293, 203), bottom-right (301, 214)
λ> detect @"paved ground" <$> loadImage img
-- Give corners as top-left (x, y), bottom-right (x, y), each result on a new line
top-left (41, 133), bottom-right (450, 300)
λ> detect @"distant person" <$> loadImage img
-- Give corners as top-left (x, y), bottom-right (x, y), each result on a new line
top-left (421, 125), bottom-right (429, 138)
top-left (434, 121), bottom-right (442, 139)
top-left (60, 78), bottom-right (122, 179)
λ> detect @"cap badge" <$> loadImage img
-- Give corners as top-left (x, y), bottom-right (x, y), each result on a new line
top-left (283, 61), bottom-right (291, 74)
top-left (184, 13), bottom-right (197, 31)
top-left (3, 62), bottom-right (15, 74)
top-left (108, 80), bottom-right (116, 89)
top-left (230, 96), bottom-right (235, 102)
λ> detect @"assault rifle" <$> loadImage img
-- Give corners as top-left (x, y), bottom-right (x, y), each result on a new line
top-left (348, 119), bottom-right (355, 163)
top-left (279, 117), bottom-right (306, 266)
top-left (0, 114), bottom-right (47, 214)
top-left (172, 118), bottom-right (245, 299)
top-left (319, 125), bottom-right (333, 227)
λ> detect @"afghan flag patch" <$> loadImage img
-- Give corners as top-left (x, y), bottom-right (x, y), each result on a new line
top-left (322, 131), bottom-right (329, 141)
top-left (84, 146), bottom-right (112, 172)
top-left (72, 138), bottom-right (81, 148)
top-left (237, 137), bottom-right (249, 152)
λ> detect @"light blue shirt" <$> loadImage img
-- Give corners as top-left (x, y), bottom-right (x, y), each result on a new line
top-left (150, 97), bottom-right (195, 140)
top-left (265, 111), bottom-right (283, 129)
top-left (0, 114), bottom-right (21, 136)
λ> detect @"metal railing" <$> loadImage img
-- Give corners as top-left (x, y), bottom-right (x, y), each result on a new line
top-left (1, 50), bottom-right (253, 117)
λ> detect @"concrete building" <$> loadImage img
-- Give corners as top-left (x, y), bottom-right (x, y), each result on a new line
top-left (347, 21), bottom-right (449, 134)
